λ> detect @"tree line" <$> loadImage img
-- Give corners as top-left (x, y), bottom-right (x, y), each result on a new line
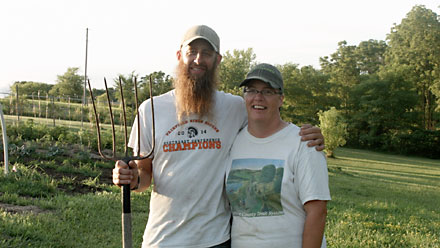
top-left (5, 5), bottom-right (440, 158)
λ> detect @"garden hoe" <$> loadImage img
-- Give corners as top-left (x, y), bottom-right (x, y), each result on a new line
top-left (88, 76), bottom-right (155, 248)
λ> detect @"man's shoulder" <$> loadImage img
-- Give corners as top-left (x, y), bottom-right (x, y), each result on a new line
top-left (215, 90), bottom-right (244, 105)
top-left (140, 90), bottom-right (175, 109)
top-left (216, 90), bottom-right (240, 98)
top-left (156, 90), bottom-right (175, 99)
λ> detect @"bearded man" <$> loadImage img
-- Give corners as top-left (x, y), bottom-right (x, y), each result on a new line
top-left (112, 25), bottom-right (324, 248)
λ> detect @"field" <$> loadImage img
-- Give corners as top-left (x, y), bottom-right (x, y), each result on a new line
top-left (1, 142), bottom-right (439, 247)
top-left (326, 148), bottom-right (440, 247)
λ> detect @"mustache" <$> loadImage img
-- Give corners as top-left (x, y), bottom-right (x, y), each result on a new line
top-left (174, 60), bottom-right (218, 121)
top-left (191, 63), bottom-right (208, 70)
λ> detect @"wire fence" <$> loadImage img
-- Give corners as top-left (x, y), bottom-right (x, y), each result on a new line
top-left (0, 91), bottom-right (135, 130)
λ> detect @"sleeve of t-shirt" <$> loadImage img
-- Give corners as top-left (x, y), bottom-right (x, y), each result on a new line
top-left (296, 144), bottom-right (331, 205)
top-left (128, 99), bottom-right (153, 156)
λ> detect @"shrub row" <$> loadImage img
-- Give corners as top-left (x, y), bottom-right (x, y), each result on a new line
top-left (351, 129), bottom-right (440, 159)
top-left (391, 129), bottom-right (440, 159)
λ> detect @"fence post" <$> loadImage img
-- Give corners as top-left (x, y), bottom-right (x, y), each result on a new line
top-left (52, 96), bottom-right (55, 127)
top-left (9, 93), bottom-right (13, 115)
top-left (81, 95), bottom-right (84, 128)
top-left (0, 104), bottom-right (9, 175)
top-left (68, 96), bottom-right (71, 128)
top-left (38, 91), bottom-right (41, 117)
top-left (46, 93), bottom-right (49, 124)
top-left (32, 92), bottom-right (36, 117)
top-left (15, 85), bottom-right (19, 122)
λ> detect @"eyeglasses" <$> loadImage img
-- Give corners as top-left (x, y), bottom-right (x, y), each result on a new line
top-left (243, 88), bottom-right (282, 97)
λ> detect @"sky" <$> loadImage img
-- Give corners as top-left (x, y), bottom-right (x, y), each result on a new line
top-left (1, 0), bottom-right (439, 94)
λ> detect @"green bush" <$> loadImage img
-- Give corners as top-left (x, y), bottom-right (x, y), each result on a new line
top-left (353, 129), bottom-right (440, 158)
top-left (6, 120), bottom-right (69, 143)
top-left (318, 107), bottom-right (348, 157)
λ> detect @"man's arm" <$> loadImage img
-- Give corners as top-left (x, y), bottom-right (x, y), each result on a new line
top-left (300, 124), bottom-right (325, 151)
top-left (302, 200), bottom-right (327, 248)
top-left (112, 158), bottom-right (153, 192)
top-left (130, 158), bottom-right (153, 192)
top-left (132, 158), bottom-right (153, 192)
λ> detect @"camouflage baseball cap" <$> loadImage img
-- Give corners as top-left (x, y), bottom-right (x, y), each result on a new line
top-left (239, 63), bottom-right (284, 93)
top-left (180, 25), bottom-right (220, 53)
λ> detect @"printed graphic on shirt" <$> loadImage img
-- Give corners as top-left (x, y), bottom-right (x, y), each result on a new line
top-left (163, 119), bottom-right (222, 153)
top-left (226, 158), bottom-right (284, 217)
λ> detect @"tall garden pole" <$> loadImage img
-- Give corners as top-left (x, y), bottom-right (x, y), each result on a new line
top-left (82, 28), bottom-right (89, 128)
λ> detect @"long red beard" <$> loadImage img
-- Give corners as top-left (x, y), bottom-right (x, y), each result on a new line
top-left (174, 60), bottom-right (218, 121)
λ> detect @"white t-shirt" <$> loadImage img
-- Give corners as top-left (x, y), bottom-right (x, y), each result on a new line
top-left (129, 90), bottom-right (247, 248)
top-left (226, 124), bottom-right (331, 248)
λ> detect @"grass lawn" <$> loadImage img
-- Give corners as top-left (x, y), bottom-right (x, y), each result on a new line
top-left (326, 148), bottom-right (440, 247)
top-left (0, 147), bottom-right (439, 247)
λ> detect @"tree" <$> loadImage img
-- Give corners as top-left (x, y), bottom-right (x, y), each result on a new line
top-left (259, 164), bottom-right (276, 183)
top-left (355, 39), bottom-right (388, 75)
top-left (350, 74), bottom-right (418, 148)
top-left (318, 107), bottom-right (348, 158)
top-left (49, 67), bottom-right (84, 101)
top-left (280, 63), bottom-right (333, 124)
top-left (93, 88), bottom-right (111, 100)
top-left (95, 87), bottom-right (116, 106)
top-left (320, 41), bottom-right (360, 113)
top-left (114, 72), bottom-right (137, 108)
top-left (139, 71), bottom-right (173, 101)
top-left (11, 81), bottom-right (53, 96)
top-left (111, 72), bottom-right (139, 126)
top-left (218, 48), bottom-right (257, 92)
top-left (434, 82), bottom-right (440, 112)
top-left (384, 5), bottom-right (440, 130)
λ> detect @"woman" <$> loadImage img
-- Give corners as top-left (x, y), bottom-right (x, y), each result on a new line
top-left (226, 63), bottom-right (331, 248)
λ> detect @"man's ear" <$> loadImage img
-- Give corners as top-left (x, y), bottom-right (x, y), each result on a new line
top-left (216, 53), bottom-right (222, 65)
top-left (176, 50), bottom-right (182, 61)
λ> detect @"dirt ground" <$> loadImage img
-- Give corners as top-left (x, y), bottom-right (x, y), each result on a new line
top-left (0, 202), bottom-right (50, 215)
top-left (0, 149), bottom-right (115, 214)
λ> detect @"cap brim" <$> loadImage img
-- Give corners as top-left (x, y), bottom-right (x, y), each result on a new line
top-left (181, 36), bottom-right (219, 53)
top-left (239, 78), bottom-right (251, 87)
top-left (239, 76), bottom-right (280, 89)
